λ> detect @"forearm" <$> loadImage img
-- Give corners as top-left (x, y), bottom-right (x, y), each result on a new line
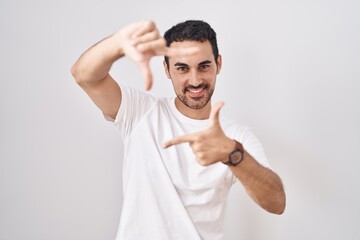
top-left (71, 32), bottom-right (124, 85)
top-left (229, 150), bottom-right (286, 214)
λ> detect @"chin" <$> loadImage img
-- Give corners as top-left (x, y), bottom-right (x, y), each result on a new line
top-left (185, 97), bottom-right (210, 110)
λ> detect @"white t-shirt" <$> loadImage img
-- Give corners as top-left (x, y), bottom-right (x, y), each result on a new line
top-left (111, 84), bottom-right (270, 240)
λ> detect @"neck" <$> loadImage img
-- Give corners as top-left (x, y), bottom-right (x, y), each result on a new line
top-left (175, 98), bottom-right (211, 120)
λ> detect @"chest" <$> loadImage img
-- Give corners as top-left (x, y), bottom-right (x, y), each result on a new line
top-left (123, 109), bottom-right (234, 204)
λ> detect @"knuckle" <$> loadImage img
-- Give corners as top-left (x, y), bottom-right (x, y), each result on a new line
top-left (153, 28), bottom-right (160, 36)
top-left (159, 37), bottom-right (166, 46)
top-left (197, 134), bottom-right (207, 142)
top-left (194, 135), bottom-right (202, 142)
top-left (197, 152), bottom-right (205, 159)
top-left (150, 31), bottom-right (157, 39)
top-left (146, 20), bottom-right (155, 28)
top-left (196, 153), bottom-right (207, 165)
top-left (198, 159), bottom-right (208, 166)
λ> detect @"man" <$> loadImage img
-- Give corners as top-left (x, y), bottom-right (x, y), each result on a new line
top-left (71, 20), bottom-right (285, 240)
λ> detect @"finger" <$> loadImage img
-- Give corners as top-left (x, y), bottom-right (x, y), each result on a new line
top-left (137, 38), bottom-right (166, 53)
top-left (131, 20), bottom-right (156, 39)
top-left (138, 61), bottom-right (153, 91)
top-left (209, 101), bottom-right (224, 125)
top-left (163, 134), bottom-right (195, 149)
top-left (164, 46), bottom-right (200, 58)
top-left (131, 30), bottom-right (160, 46)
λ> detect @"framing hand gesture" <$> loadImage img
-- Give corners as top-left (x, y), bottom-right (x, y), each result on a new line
top-left (118, 21), bottom-right (198, 90)
top-left (163, 102), bottom-right (235, 166)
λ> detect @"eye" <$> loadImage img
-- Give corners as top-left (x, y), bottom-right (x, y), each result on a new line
top-left (176, 66), bottom-right (188, 72)
top-left (199, 65), bottom-right (210, 71)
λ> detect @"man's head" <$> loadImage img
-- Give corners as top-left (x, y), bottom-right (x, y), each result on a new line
top-left (163, 20), bottom-right (222, 115)
top-left (164, 20), bottom-right (219, 68)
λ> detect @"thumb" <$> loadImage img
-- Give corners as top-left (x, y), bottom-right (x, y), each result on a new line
top-left (138, 61), bottom-right (153, 91)
top-left (209, 101), bottom-right (224, 125)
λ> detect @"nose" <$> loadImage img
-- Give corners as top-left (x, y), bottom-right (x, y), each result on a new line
top-left (188, 70), bottom-right (202, 87)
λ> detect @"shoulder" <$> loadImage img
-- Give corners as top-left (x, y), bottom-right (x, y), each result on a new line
top-left (220, 118), bottom-right (250, 138)
top-left (220, 118), bottom-right (263, 148)
top-left (221, 118), bottom-right (271, 167)
top-left (120, 83), bottom-right (158, 102)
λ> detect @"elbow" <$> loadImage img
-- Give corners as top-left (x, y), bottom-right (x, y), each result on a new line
top-left (265, 192), bottom-right (286, 215)
top-left (278, 195), bottom-right (286, 215)
top-left (70, 63), bottom-right (84, 85)
top-left (71, 61), bottom-right (93, 86)
top-left (271, 202), bottom-right (286, 215)
top-left (70, 62), bottom-right (102, 87)
top-left (263, 201), bottom-right (286, 215)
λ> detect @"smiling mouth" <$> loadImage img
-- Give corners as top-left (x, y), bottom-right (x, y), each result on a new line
top-left (185, 85), bottom-right (208, 98)
top-left (188, 87), bottom-right (205, 93)
top-left (185, 83), bottom-right (208, 93)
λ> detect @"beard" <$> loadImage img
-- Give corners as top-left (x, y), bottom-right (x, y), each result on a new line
top-left (176, 83), bottom-right (214, 110)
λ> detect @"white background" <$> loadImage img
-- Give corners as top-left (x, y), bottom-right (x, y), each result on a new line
top-left (1, 0), bottom-right (359, 239)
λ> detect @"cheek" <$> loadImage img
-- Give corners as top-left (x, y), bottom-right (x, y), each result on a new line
top-left (171, 77), bottom-right (185, 90)
top-left (171, 73), bottom-right (187, 85)
top-left (200, 71), bottom-right (217, 81)
top-left (170, 70), bottom-right (186, 78)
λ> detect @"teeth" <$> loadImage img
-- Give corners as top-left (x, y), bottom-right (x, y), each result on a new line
top-left (188, 88), bottom-right (203, 93)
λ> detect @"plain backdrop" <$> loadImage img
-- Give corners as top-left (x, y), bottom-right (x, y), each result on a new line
top-left (1, 0), bottom-right (359, 239)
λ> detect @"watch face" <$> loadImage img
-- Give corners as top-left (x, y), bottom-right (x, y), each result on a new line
top-left (230, 150), bottom-right (243, 165)
top-left (224, 141), bottom-right (244, 166)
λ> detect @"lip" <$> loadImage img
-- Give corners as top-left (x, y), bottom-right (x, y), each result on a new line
top-left (186, 87), bottom-right (206, 98)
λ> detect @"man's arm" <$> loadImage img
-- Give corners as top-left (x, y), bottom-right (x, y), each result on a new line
top-left (71, 34), bottom-right (123, 119)
top-left (71, 21), bottom-right (198, 119)
top-left (227, 149), bottom-right (286, 214)
top-left (163, 102), bottom-right (286, 214)
top-left (71, 21), bottom-right (170, 119)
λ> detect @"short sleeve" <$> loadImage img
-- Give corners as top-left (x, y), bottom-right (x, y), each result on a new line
top-left (240, 127), bottom-right (271, 169)
top-left (108, 83), bottom-right (157, 140)
top-left (222, 121), bottom-right (271, 184)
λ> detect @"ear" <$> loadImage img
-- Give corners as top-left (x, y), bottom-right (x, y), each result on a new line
top-left (163, 60), bottom-right (171, 79)
top-left (216, 55), bottom-right (222, 75)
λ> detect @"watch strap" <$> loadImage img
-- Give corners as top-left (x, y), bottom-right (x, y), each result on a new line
top-left (223, 140), bottom-right (244, 166)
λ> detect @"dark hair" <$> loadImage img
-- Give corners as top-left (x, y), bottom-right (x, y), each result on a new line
top-left (163, 20), bottom-right (219, 67)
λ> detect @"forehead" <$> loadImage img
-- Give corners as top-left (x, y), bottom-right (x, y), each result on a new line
top-left (168, 40), bottom-right (214, 65)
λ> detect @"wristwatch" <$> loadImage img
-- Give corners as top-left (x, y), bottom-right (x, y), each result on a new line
top-left (223, 140), bottom-right (244, 166)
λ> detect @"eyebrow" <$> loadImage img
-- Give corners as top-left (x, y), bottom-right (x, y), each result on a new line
top-left (174, 62), bottom-right (189, 67)
top-left (174, 60), bottom-right (212, 67)
top-left (199, 60), bottom-right (212, 65)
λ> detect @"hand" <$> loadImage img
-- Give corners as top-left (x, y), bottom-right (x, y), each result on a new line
top-left (117, 20), bottom-right (198, 90)
top-left (163, 102), bottom-right (236, 166)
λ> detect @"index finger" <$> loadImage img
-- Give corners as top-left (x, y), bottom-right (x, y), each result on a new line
top-left (163, 134), bottom-right (195, 149)
top-left (162, 46), bottom-right (200, 58)
top-left (131, 20), bottom-right (156, 38)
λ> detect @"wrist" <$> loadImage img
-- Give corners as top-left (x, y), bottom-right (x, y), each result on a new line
top-left (222, 140), bottom-right (244, 167)
top-left (221, 139), bottom-right (236, 163)
top-left (111, 31), bottom-right (125, 58)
